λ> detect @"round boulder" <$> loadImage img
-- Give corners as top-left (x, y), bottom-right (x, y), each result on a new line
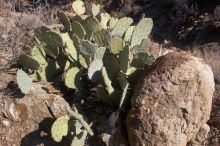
top-left (126, 52), bottom-right (215, 146)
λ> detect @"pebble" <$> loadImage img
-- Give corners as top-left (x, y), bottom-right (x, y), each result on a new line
top-left (2, 120), bottom-right (10, 127)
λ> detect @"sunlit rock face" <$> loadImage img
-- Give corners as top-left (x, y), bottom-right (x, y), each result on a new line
top-left (126, 52), bottom-right (215, 146)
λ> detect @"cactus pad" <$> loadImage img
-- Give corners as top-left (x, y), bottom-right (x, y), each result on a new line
top-left (31, 46), bottom-right (47, 65)
top-left (65, 67), bottom-right (82, 89)
top-left (17, 70), bottom-right (32, 94)
top-left (71, 21), bottom-right (86, 39)
top-left (111, 17), bottom-right (133, 37)
top-left (124, 26), bottom-right (135, 42)
top-left (92, 29), bottom-right (109, 47)
top-left (34, 26), bottom-right (50, 42)
top-left (57, 11), bottom-right (71, 31)
top-left (71, 130), bottom-right (88, 146)
top-left (88, 59), bottom-right (103, 81)
top-left (131, 38), bottom-right (150, 53)
top-left (101, 66), bottom-right (114, 95)
top-left (100, 13), bottom-right (111, 29)
top-left (119, 46), bottom-right (130, 73)
top-left (62, 33), bottom-right (78, 62)
top-left (72, 0), bottom-right (85, 15)
top-left (92, 3), bottom-right (100, 16)
top-left (94, 47), bottom-right (106, 61)
top-left (110, 37), bottom-right (125, 54)
top-left (83, 16), bottom-right (101, 39)
top-left (51, 115), bottom-right (70, 142)
top-left (130, 18), bottom-right (153, 47)
top-left (78, 40), bottom-right (96, 56)
top-left (109, 17), bottom-right (118, 29)
top-left (18, 54), bottom-right (40, 70)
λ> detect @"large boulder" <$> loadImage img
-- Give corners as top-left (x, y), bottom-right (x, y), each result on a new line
top-left (126, 52), bottom-right (215, 146)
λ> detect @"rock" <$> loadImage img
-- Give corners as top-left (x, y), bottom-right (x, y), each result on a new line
top-left (126, 52), bottom-right (215, 146)
top-left (17, 82), bottom-right (69, 123)
top-left (0, 82), bottom-right (72, 146)
top-left (192, 43), bottom-right (220, 144)
top-left (190, 124), bottom-right (210, 145)
top-left (101, 133), bottom-right (111, 146)
top-left (2, 120), bottom-right (10, 127)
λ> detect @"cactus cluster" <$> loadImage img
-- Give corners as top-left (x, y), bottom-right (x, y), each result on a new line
top-left (17, 0), bottom-right (155, 101)
top-left (16, 0), bottom-right (156, 144)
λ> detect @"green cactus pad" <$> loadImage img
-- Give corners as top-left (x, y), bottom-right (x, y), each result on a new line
top-left (131, 38), bottom-right (150, 53)
top-left (65, 67), bottom-right (82, 89)
top-left (43, 46), bottom-right (60, 59)
top-left (69, 32), bottom-right (80, 46)
top-left (18, 54), bottom-right (40, 70)
top-left (43, 31), bottom-right (63, 58)
top-left (45, 30), bottom-right (63, 48)
top-left (82, 16), bottom-right (101, 39)
top-left (51, 115), bottom-right (70, 142)
top-left (56, 52), bottom-right (68, 69)
top-left (71, 130), bottom-right (88, 146)
top-left (100, 13), bottom-right (111, 29)
top-left (124, 26), bottom-right (135, 42)
top-left (78, 54), bottom-right (88, 69)
top-left (94, 47), bottom-right (106, 61)
top-left (104, 54), bottom-right (119, 76)
top-left (109, 17), bottom-right (118, 29)
top-left (72, 0), bottom-right (85, 15)
top-left (34, 26), bottom-right (50, 42)
top-left (78, 40), bottom-right (96, 56)
top-left (31, 46), bottom-right (47, 65)
top-left (110, 37), bottom-right (125, 54)
top-left (119, 46), bottom-right (130, 73)
top-left (37, 59), bottom-right (58, 81)
top-left (71, 21), bottom-right (86, 39)
top-left (92, 29), bottom-right (109, 47)
top-left (17, 70), bottom-right (32, 94)
top-left (88, 59), bottom-right (103, 81)
top-left (118, 72), bottom-right (128, 89)
top-left (111, 17), bottom-right (133, 37)
top-left (57, 11), bottom-right (71, 31)
top-left (101, 66), bottom-right (114, 95)
top-left (92, 3), bottom-right (100, 16)
top-left (62, 33), bottom-right (78, 62)
top-left (130, 18), bottom-right (153, 47)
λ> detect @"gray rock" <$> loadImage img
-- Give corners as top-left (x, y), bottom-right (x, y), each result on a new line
top-left (126, 52), bottom-right (215, 146)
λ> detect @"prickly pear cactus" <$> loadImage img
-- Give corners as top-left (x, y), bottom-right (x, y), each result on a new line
top-left (17, 1), bottom-right (157, 144)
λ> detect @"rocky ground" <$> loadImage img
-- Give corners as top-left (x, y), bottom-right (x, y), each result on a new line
top-left (0, 0), bottom-right (220, 146)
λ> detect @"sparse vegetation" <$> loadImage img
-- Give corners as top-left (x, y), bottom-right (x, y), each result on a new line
top-left (0, 0), bottom-right (220, 145)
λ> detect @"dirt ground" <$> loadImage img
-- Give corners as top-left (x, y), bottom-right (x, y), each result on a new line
top-left (0, 0), bottom-right (220, 146)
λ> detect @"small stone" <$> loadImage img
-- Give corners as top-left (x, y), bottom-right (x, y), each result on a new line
top-left (102, 133), bottom-right (111, 146)
top-left (2, 120), bottom-right (10, 127)
top-left (198, 15), bottom-right (204, 19)
top-left (8, 103), bottom-right (19, 121)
